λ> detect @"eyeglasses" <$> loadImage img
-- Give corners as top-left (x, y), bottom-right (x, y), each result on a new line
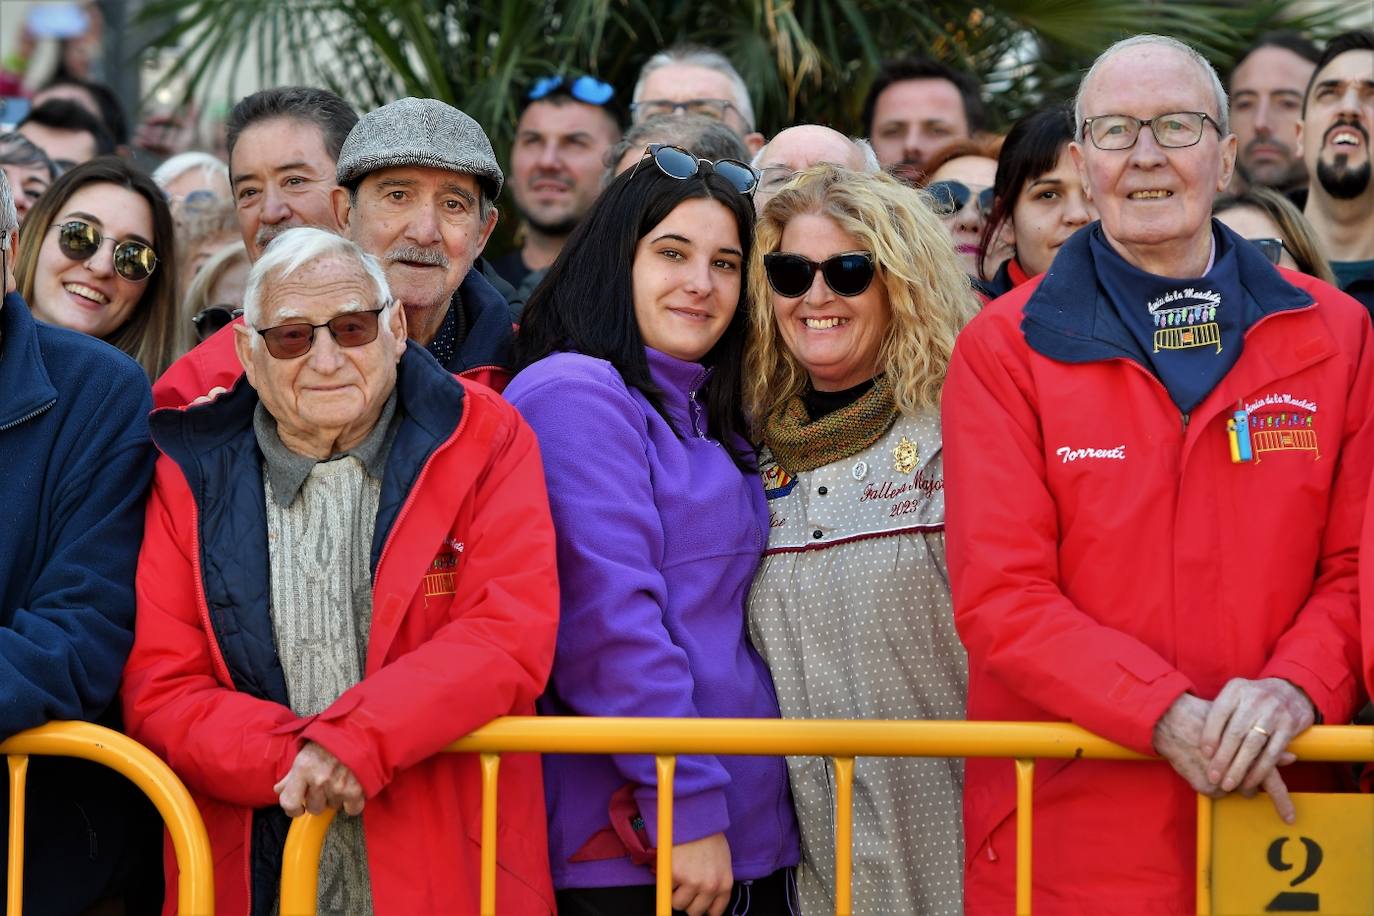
top-left (763, 251), bottom-right (876, 298)
top-left (51, 219), bottom-right (158, 282)
top-left (631, 98), bottom-right (746, 126)
top-left (255, 307), bottom-right (387, 360)
top-left (758, 166), bottom-right (797, 195)
top-left (925, 181), bottom-right (995, 219)
top-left (1247, 237), bottom-right (1287, 265)
top-left (1082, 111), bottom-right (1223, 151)
top-left (527, 74), bottom-right (616, 106)
top-left (191, 305), bottom-right (243, 341)
top-left (632, 143), bottom-right (758, 196)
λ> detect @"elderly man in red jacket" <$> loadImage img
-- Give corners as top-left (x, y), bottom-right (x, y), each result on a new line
top-left (943, 34), bottom-right (1372, 914)
top-left (122, 226), bottom-right (558, 915)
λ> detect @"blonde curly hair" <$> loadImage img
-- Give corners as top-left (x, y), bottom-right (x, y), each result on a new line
top-left (745, 164), bottom-right (979, 425)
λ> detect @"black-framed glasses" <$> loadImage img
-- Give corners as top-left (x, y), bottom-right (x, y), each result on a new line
top-left (764, 251), bottom-right (876, 298)
top-left (926, 181), bottom-right (995, 219)
top-left (527, 74), bottom-right (615, 106)
top-left (191, 305), bottom-right (243, 341)
top-left (632, 143), bottom-right (758, 196)
top-left (630, 98), bottom-right (745, 125)
top-left (1082, 111), bottom-right (1223, 150)
top-left (1247, 237), bottom-right (1287, 265)
top-left (51, 219), bottom-right (158, 282)
top-left (256, 307), bottom-right (387, 360)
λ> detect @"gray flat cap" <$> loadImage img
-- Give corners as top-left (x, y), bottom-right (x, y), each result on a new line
top-left (336, 97), bottom-right (503, 197)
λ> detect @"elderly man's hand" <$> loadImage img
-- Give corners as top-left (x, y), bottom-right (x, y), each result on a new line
top-left (1153, 693), bottom-right (1228, 800)
top-left (1200, 677), bottom-right (1313, 823)
top-left (274, 741), bottom-right (366, 817)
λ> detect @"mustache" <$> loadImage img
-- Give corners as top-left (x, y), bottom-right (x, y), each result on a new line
top-left (1243, 137), bottom-right (1294, 157)
top-left (254, 221), bottom-right (299, 250)
top-left (1323, 118), bottom-right (1370, 146)
top-left (385, 245), bottom-right (449, 268)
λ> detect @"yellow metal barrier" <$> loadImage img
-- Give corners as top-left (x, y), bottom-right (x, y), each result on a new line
top-left (278, 718), bottom-right (1374, 916)
top-left (0, 721), bottom-right (214, 915)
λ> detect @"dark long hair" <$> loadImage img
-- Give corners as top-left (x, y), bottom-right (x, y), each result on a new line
top-left (516, 161), bottom-right (756, 469)
top-left (979, 104), bottom-right (1075, 281)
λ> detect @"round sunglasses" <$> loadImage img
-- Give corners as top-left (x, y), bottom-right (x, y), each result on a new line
top-left (925, 181), bottom-right (995, 219)
top-left (256, 307), bottom-right (387, 360)
top-left (51, 220), bottom-right (158, 282)
top-left (191, 304), bottom-right (243, 341)
top-left (763, 251), bottom-right (876, 299)
top-left (633, 144), bottom-right (759, 196)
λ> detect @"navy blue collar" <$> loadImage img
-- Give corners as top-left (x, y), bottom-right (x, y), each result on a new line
top-left (0, 293), bottom-right (58, 429)
top-left (1021, 220), bottom-right (1313, 366)
top-left (453, 267), bottom-right (516, 374)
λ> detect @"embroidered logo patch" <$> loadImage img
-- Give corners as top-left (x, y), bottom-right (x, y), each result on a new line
top-left (1241, 393), bottom-right (1320, 461)
top-left (424, 539), bottom-right (463, 603)
top-left (1148, 288), bottom-right (1222, 353)
top-left (760, 457), bottom-right (797, 500)
top-left (1055, 444), bottom-right (1127, 464)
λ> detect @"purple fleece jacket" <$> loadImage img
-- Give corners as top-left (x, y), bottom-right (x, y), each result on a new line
top-left (504, 348), bottom-right (800, 889)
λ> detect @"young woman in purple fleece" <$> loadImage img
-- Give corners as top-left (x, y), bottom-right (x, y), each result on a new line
top-left (504, 152), bottom-right (801, 916)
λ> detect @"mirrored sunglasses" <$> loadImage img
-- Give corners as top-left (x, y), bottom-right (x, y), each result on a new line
top-left (1247, 237), bottom-right (1286, 266)
top-left (256, 307), bottom-right (386, 360)
top-left (633, 143), bottom-right (758, 196)
top-left (925, 181), bottom-right (995, 219)
top-left (763, 251), bottom-right (876, 299)
top-left (527, 74), bottom-right (615, 106)
top-left (53, 220), bottom-right (158, 282)
top-left (191, 305), bottom-right (243, 341)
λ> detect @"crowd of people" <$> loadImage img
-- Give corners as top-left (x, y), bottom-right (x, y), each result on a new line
top-left (1, 21), bottom-right (1373, 916)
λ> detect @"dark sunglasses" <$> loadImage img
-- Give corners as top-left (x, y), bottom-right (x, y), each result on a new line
top-left (926, 181), bottom-right (995, 219)
top-left (191, 305), bottom-right (243, 341)
top-left (764, 251), bottom-right (876, 299)
top-left (527, 74), bottom-right (615, 106)
top-left (633, 143), bottom-right (758, 196)
top-left (256, 307), bottom-right (387, 360)
top-left (1247, 237), bottom-right (1286, 266)
top-left (52, 219), bottom-right (158, 282)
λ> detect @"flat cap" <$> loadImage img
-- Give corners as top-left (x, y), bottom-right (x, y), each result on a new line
top-left (336, 97), bottom-right (503, 197)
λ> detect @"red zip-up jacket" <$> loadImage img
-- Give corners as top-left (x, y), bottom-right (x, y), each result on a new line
top-left (943, 225), bottom-right (1372, 914)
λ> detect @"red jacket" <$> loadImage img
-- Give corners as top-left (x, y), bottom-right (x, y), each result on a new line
top-left (944, 228), bottom-right (1371, 914)
top-left (122, 346), bottom-right (559, 914)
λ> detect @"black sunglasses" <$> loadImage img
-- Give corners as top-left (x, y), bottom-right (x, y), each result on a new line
top-left (1247, 237), bottom-right (1286, 266)
top-left (764, 251), bottom-right (876, 299)
top-left (191, 305), bottom-right (243, 341)
top-left (925, 181), bottom-right (995, 219)
top-left (52, 219), bottom-right (158, 282)
top-left (256, 307), bottom-right (387, 360)
top-left (632, 143), bottom-right (758, 196)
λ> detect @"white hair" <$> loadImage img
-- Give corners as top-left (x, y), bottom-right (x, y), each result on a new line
top-left (151, 151), bottom-right (229, 191)
top-left (634, 46), bottom-right (755, 129)
top-left (1074, 35), bottom-right (1229, 141)
top-left (0, 170), bottom-right (16, 239)
top-left (241, 228), bottom-right (392, 333)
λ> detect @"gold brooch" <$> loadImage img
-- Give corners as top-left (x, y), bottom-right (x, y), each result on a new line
top-left (893, 435), bottom-right (919, 475)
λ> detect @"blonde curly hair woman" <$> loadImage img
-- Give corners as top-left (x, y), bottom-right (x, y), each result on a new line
top-left (744, 164), bottom-right (978, 915)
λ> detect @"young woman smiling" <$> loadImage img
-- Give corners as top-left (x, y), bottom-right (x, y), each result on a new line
top-left (15, 156), bottom-right (180, 377)
top-left (504, 146), bottom-right (800, 916)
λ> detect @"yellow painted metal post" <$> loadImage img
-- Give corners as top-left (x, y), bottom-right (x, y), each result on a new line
top-left (1195, 794), bottom-right (1213, 916)
top-left (832, 756), bottom-right (855, 916)
top-left (1014, 758), bottom-right (1034, 916)
top-left (655, 755), bottom-right (675, 916)
top-left (279, 809), bottom-right (336, 916)
top-left (7, 756), bottom-right (27, 916)
top-left (480, 752), bottom-right (500, 916)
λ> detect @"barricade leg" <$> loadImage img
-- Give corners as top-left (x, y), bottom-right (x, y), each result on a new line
top-left (656, 755), bottom-right (675, 916)
top-left (7, 756), bottom-right (27, 916)
top-left (1195, 794), bottom-right (1213, 916)
top-left (480, 752), bottom-right (500, 916)
top-left (832, 756), bottom-right (855, 916)
top-left (1015, 758), bottom-right (1034, 916)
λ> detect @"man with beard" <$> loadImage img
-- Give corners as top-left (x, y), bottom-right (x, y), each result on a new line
top-left (1227, 32), bottom-right (1320, 195)
top-left (491, 75), bottom-right (621, 309)
top-left (862, 57), bottom-right (984, 185)
top-left (1301, 30), bottom-right (1374, 315)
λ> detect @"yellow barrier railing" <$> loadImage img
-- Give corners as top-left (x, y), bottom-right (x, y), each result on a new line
top-left (0, 721), bottom-right (214, 916)
top-left (278, 718), bottom-right (1374, 916)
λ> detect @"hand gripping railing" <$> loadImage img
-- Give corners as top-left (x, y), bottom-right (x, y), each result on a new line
top-left (0, 721), bottom-right (214, 915)
top-left (279, 718), bottom-right (1374, 916)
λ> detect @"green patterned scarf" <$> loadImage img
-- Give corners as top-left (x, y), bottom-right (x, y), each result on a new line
top-left (762, 375), bottom-right (899, 473)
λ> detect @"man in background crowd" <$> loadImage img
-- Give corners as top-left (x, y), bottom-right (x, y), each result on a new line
top-left (17, 98), bottom-right (113, 168)
top-left (492, 75), bottom-right (621, 306)
top-left (0, 132), bottom-right (57, 223)
top-left (1300, 30), bottom-right (1374, 315)
top-left (605, 112), bottom-right (748, 177)
top-left (749, 123), bottom-right (879, 210)
top-left (862, 57), bottom-right (983, 184)
top-left (631, 44), bottom-right (766, 155)
top-left (1227, 32), bottom-right (1320, 195)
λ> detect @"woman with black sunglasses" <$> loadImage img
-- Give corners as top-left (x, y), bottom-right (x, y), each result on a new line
top-left (744, 164), bottom-right (979, 915)
top-left (504, 146), bottom-right (800, 916)
top-left (14, 155), bottom-right (180, 378)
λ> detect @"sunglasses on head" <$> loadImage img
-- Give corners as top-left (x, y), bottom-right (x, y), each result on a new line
top-left (52, 219), bottom-right (158, 282)
top-left (256, 307), bottom-right (387, 360)
top-left (191, 305), bottom-right (243, 341)
top-left (925, 181), bottom-right (995, 219)
top-left (633, 143), bottom-right (758, 196)
top-left (763, 251), bottom-right (876, 299)
top-left (527, 74), bottom-right (616, 106)
top-left (1247, 237), bottom-right (1286, 266)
